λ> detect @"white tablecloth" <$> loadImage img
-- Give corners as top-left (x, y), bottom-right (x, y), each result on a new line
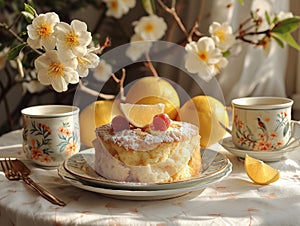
top-left (0, 130), bottom-right (300, 226)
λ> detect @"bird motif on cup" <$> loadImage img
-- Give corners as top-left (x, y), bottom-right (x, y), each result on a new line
top-left (257, 117), bottom-right (269, 140)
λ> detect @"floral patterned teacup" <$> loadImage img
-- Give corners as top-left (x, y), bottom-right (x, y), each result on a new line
top-left (231, 97), bottom-right (296, 151)
top-left (21, 105), bottom-right (80, 166)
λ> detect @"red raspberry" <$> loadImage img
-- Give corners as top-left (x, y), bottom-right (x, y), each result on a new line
top-left (152, 113), bottom-right (170, 131)
top-left (112, 115), bottom-right (130, 132)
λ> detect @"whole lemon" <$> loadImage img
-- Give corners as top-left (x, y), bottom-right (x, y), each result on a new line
top-left (79, 100), bottom-right (121, 147)
top-left (177, 95), bottom-right (229, 147)
top-left (125, 76), bottom-right (180, 119)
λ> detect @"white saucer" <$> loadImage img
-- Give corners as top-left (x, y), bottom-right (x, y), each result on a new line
top-left (219, 136), bottom-right (300, 162)
top-left (58, 162), bottom-right (232, 201)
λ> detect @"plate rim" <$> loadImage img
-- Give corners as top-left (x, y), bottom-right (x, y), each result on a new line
top-left (58, 162), bottom-right (232, 198)
top-left (63, 148), bottom-right (230, 190)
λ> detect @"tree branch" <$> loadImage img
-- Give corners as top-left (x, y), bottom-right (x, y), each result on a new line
top-left (157, 0), bottom-right (189, 40)
top-left (78, 80), bottom-right (115, 99)
top-left (144, 52), bottom-right (159, 77)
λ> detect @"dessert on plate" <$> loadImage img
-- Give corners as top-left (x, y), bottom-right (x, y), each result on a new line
top-left (92, 103), bottom-right (201, 183)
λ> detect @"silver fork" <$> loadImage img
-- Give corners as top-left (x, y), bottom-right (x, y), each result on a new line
top-left (0, 158), bottom-right (66, 206)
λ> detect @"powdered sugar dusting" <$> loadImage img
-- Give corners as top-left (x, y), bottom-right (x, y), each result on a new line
top-left (96, 120), bottom-right (199, 151)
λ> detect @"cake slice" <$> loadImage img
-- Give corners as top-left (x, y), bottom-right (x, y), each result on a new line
top-left (93, 119), bottom-right (201, 183)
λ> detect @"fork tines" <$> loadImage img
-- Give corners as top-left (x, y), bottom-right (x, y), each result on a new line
top-left (0, 158), bottom-right (19, 180)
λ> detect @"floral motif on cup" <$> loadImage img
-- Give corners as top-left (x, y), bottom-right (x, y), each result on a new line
top-left (25, 121), bottom-right (78, 163)
top-left (26, 121), bottom-right (53, 163)
top-left (233, 111), bottom-right (289, 151)
top-left (57, 122), bottom-right (79, 157)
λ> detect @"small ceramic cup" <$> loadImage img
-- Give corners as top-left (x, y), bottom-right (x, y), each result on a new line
top-left (231, 97), bottom-right (295, 151)
top-left (21, 105), bottom-right (80, 167)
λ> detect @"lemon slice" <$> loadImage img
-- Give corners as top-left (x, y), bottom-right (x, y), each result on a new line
top-left (120, 103), bottom-right (164, 127)
top-left (244, 154), bottom-right (280, 185)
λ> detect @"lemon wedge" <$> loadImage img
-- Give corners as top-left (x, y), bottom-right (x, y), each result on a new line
top-left (244, 154), bottom-right (280, 185)
top-left (120, 103), bottom-right (164, 128)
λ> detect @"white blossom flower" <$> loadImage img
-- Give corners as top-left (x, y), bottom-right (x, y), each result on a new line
top-left (126, 34), bottom-right (152, 61)
top-left (214, 57), bottom-right (228, 75)
top-left (34, 50), bottom-right (79, 92)
top-left (185, 37), bottom-right (225, 81)
top-left (209, 22), bottom-right (235, 52)
top-left (55, 20), bottom-right (92, 60)
top-left (27, 12), bottom-right (60, 50)
top-left (93, 59), bottom-right (113, 82)
top-left (134, 15), bottom-right (167, 40)
top-left (103, 0), bottom-right (136, 19)
top-left (76, 50), bottom-right (100, 78)
top-left (121, 0), bottom-right (136, 8)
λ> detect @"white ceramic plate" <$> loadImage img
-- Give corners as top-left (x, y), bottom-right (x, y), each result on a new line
top-left (58, 162), bottom-right (232, 201)
top-left (219, 136), bottom-right (300, 162)
top-left (63, 148), bottom-right (230, 190)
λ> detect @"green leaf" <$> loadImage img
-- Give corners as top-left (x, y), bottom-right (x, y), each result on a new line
top-left (271, 32), bottom-right (300, 51)
top-left (271, 35), bottom-right (284, 48)
top-left (272, 17), bottom-right (300, 34)
top-left (24, 3), bottom-right (37, 16)
top-left (7, 43), bottom-right (27, 60)
top-left (272, 16), bottom-right (279, 25)
top-left (222, 50), bottom-right (231, 57)
top-left (141, 0), bottom-right (156, 15)
top-left (265, 11), bottom-right (271, 25)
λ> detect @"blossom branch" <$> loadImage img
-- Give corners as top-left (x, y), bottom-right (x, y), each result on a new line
top-left (96, 37), bottom-right (111, 55)
top-left (238, 17), bottom-right (256, 35)
top-left (236, 28), bottom-right (271, 46)
top-left (188, 21), bottom-right (203, 42)
top-left (119, 68), bottom-right (126, 102)
top-left (144, 52), bottom-right (159, 77)
top-left (0, 22), bottom-right (43, 55)
top-left (78, 80), bottom-right (115, 100)
top-left (157, 0), bottom-right (189, 41)
top-left (235, 11), bottom-right (270, 46)
top-left (111, 68), bottom-right (126, 102)
top-left (0, 22), bottom-right (26, 44)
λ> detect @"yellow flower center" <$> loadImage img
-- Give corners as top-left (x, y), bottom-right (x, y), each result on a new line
top-left (38, 23), bottom-right (52, 38)
top-left (198, 51), bottom-right (208, 62)
top-left (144, 23), bottom-right (154, 33)
top-left (65, 30), bottom-right (80, 47)
top-left (48, 63), bottom-right (64, 77)
top-left (77, 56), bottom-right (90, 66)
top-left (215, 29), bottom-right (226, 42)
top-left (111, 0), bottom-right (118, 10)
